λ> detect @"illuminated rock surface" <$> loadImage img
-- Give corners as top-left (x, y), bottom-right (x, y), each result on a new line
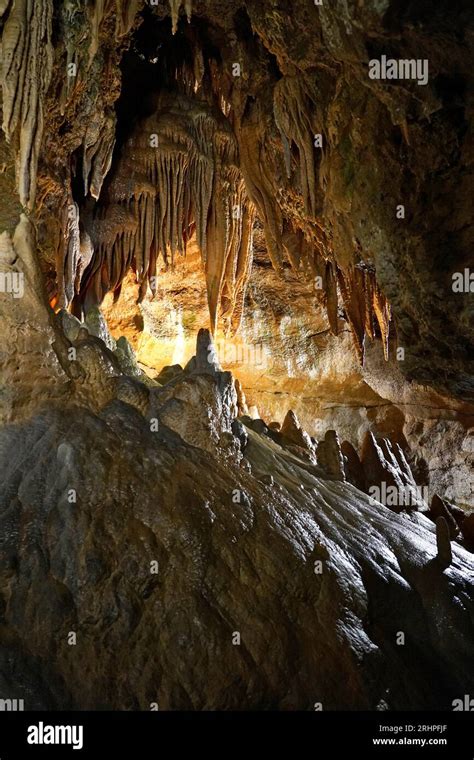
top-left (1, 328), bottom-right (473, 710)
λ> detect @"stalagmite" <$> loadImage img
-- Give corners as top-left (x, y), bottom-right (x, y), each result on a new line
top-left (361, 431), bottom-right (407, 513)
top-left (430, 494), bottom-right (459, 540)
top-left (280, 410), bottom-right (315, 455)
top-left (317, 430), bottom-right (346, 481)
top-left (341, 441), bottom-right (366, 491)
top-left (436, 517), bottom-right (453, 569)
top-left (461, 515), bottom-right (474, 549)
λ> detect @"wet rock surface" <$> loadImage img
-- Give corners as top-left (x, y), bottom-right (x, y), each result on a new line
top-left (0, 318), bottom-right (473, 710)
top-left (1, 386), bottom-right (474, 710)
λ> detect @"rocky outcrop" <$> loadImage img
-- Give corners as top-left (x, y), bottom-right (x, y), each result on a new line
top-left (1, 330), bottom-right (474, 710)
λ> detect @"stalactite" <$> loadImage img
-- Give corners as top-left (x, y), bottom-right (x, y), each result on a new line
top-left (273, 74), bottom-right (320, 218)
top-left (193, 47), bottom-right (205, 92)
top-left (229, 202), bottom-right (255, 335)
top-left (263, 68), bottom-right (395, 365)
top-left (237, 105), bottom-right (284, 272)
top-left (80, 90), bottom-right (253, 334)
top-left (60, 14), bottom-right (394, 367)
top-left (169, 0), bottom-right (192, 35)
top-left (336, 267), bottom-right (366, 365)
top-left (87, 0), bottom-right (106, 65)
top-left (115, 0), bottom-right (141, 37)
top-left (373, 284), bottom-right (392, 361)
top-left (0, 0), bottom-right (53, 208)
top-left (205, 180), bottom-right (227, 334)
top-left (325, 261), bottom-right (339, 336)
top-left (61, 1), bottom-right (82, 113)
top-left (59, 201), bottom-right (80, 309)
top-left (74, 230), bottom-right (94, 296)
top-left (364, 270), bottom-right (376, 340)
top-left (330, 264), bottom-right (392, 363)
top-left (82, 110), bottom-right (117, 199)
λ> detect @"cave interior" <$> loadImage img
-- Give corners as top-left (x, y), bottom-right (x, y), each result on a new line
top-left (0, 0), bottom-right (473, 711)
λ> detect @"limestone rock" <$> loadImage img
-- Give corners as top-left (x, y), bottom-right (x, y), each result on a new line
top-left (429, 494), bottom-right (459, 540)
top-left (317, 430), bottom-right (346, 482)
top-left (150, 333), bottom-right (239, 458)
top-left (155, 364), bottom-right (184, 386)
top-left (1, 397), bottom-right (473, 710)
top-left (0, 0), bottom-right (473, 717)
top-left (85, 306), bottom-right (117, 351)
top-left (461, 514), bottom-right (474, 549)
top-left (436, 517), bottom-right (453, 569)
top-left (0, 217), bottom-right (70, 423)
top-left (341, 440), bottom-right (366, 491)
top-left (56, 309), bottom-right (83, 342)
top-left (280, 410), bottom-right (315, 456)
top-left (114, 335), bottom-right (158, 388)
